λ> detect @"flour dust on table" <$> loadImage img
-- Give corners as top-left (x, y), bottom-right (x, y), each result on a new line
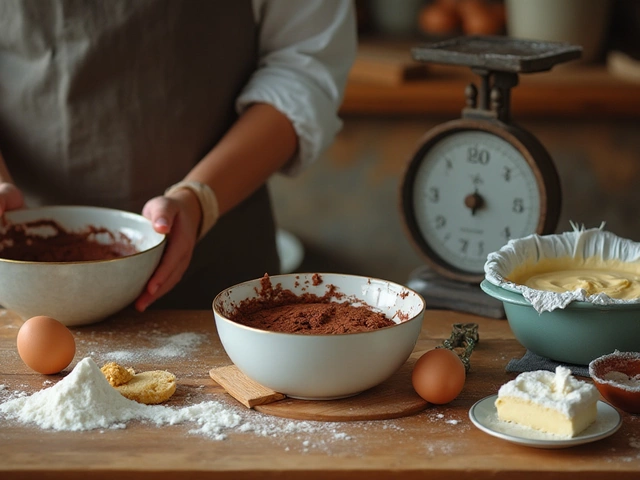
top-left (0, 357), bottom-right (355, 445)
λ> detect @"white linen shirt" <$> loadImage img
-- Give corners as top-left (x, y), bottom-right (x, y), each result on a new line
top-left (239, 0), bottom-right (357, 175)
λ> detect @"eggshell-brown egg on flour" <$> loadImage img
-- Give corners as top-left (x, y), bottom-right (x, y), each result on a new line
top-left (16, 316), bottom-right (76, 374)
top-left (412, 347), bottom-right (466, 404)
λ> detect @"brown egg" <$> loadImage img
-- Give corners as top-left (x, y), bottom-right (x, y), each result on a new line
top-left (16, 316), bottom-right (76, 374)
top-left (459, 0), bottom-right (504, 35)
top-left (456, 0), bottom-right (485, 17)
top-left (419, 3), bottom-right (461, 35)
top-left (412, 347), bottom-right (466, 404)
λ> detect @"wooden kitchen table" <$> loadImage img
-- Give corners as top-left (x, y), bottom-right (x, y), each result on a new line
top-left (1, 308), bottom-right (638, 479)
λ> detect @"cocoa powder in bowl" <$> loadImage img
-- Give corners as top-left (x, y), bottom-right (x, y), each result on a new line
top-left (228, 274), bottom-right (396, 334)
top-left (0, 219), bottom-right (138, 262)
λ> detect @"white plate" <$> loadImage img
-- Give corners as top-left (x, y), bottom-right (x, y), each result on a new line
top-left (469, 395), bottom-right (622, 449)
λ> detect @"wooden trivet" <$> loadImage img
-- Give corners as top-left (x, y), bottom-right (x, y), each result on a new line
top-left (209, 354), bottom-right (429, 422)
top-left (209, 365), bottom-right (286, 408)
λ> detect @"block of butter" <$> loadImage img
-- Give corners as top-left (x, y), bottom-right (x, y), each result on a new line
top-left (495, 366), bottom-right (599, 437)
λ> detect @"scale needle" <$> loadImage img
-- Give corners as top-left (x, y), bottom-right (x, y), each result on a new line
top-left (464, 192), bottom-right (484, 216)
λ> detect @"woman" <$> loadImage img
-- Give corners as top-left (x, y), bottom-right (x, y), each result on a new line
top-left (0, 0), bottom-right (356, 310)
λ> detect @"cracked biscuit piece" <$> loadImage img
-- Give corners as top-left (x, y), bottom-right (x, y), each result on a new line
top-left (101, 362), bottom-right (135, 386)
top-left (115, 370), bottom-right (177, 404)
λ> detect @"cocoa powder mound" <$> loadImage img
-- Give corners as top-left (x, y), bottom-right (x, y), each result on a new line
top-left (0, 219), bottom-right (138, 262)
top-left (228, 273), bottom-right (396, 335)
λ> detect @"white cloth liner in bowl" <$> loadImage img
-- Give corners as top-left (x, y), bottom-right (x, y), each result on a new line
top-left (484, 224), bottom-right (640, 313)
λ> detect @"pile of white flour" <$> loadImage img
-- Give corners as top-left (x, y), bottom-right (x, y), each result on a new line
top-left (0, 358), bottom-right (246, 440)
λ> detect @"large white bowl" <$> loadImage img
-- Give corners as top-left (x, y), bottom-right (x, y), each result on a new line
top-left (0, 206), bottom-right (166, 326)
top-left (213, 273), bottom-right (426, 400)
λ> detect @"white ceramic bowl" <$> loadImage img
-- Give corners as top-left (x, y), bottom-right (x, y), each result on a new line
top-left (0, 206), bottom-right (166, 326)
top-left (213, 273), bottom-right (426, 400)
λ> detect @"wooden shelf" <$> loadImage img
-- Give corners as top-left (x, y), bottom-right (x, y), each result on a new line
top-left (341, 58), bottom-right (640, 120)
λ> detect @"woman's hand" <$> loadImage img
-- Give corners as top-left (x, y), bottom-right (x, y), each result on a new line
top-left (135, 103), bottom-right (297, 311)
top-left (135, 188), bottom-right (202, 311)
top-left (0, 182), bottom-right (25, 215)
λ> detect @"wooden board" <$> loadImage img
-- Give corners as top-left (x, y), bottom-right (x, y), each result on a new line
top-left (211, 355), bottom-right (428, 421)
top-left (341, 57), bottom-right (640, 118)
top-left (209, 365), bottom-right (286, 408)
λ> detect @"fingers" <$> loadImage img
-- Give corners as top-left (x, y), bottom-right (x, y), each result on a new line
top-left (135, 244), bottom-right (192, 311)
top-left (142, 196), bottom-right (179, 235)
top-left (0, 183), bottom-right (25, 215)
top-left (136, 196), bottom-right (200, 311)
top-left (135, 238), bottom-right (191, 311)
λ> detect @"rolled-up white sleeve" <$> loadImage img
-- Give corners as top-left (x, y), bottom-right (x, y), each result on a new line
top-left (237, 0), bottom-right (357, 175)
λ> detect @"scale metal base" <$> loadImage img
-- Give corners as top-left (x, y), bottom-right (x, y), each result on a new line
top-left (406, 266), bottom-right (505, 319)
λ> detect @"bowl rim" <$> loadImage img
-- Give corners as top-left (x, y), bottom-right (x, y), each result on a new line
top-left (212, 272), bottom-right (426, 338)
top-left (589, 351), bottom-right (640, 381)
top-left (0, 205), bottom-right (167, 265)
top-left (483, 227), bottom-right (640, 310)
top-left (481, 279), bottom-right (640, 311)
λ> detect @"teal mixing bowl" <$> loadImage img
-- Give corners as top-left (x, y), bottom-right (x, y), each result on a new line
top-left (481, 279), bottom-right (640, 366)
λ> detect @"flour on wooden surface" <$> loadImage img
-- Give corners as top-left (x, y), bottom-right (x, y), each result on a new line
top-left (98, 332), bottom-right (208, 363)
top-left (0, 357), bottom-right (353, 445)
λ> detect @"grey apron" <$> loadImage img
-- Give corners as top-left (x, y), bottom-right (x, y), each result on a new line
top-left (0, 0), bottom-right (280, 309)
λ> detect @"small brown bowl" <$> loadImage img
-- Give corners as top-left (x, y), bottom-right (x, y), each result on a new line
top-left (589, 351), bottom-right (640, 414)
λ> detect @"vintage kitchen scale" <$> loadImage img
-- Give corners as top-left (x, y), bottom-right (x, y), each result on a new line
top-left (401, 36), bottom-right (582, 318)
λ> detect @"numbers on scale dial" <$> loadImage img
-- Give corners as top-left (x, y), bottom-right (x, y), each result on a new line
top-left (413, 131), bottom-right (540, 273)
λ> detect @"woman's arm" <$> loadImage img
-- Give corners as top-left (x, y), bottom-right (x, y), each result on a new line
top-left (186, 102), bottom-right (298, 216)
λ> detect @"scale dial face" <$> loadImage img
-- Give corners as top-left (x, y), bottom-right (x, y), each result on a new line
top-left (402, 124), bottom-right (559, 283)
